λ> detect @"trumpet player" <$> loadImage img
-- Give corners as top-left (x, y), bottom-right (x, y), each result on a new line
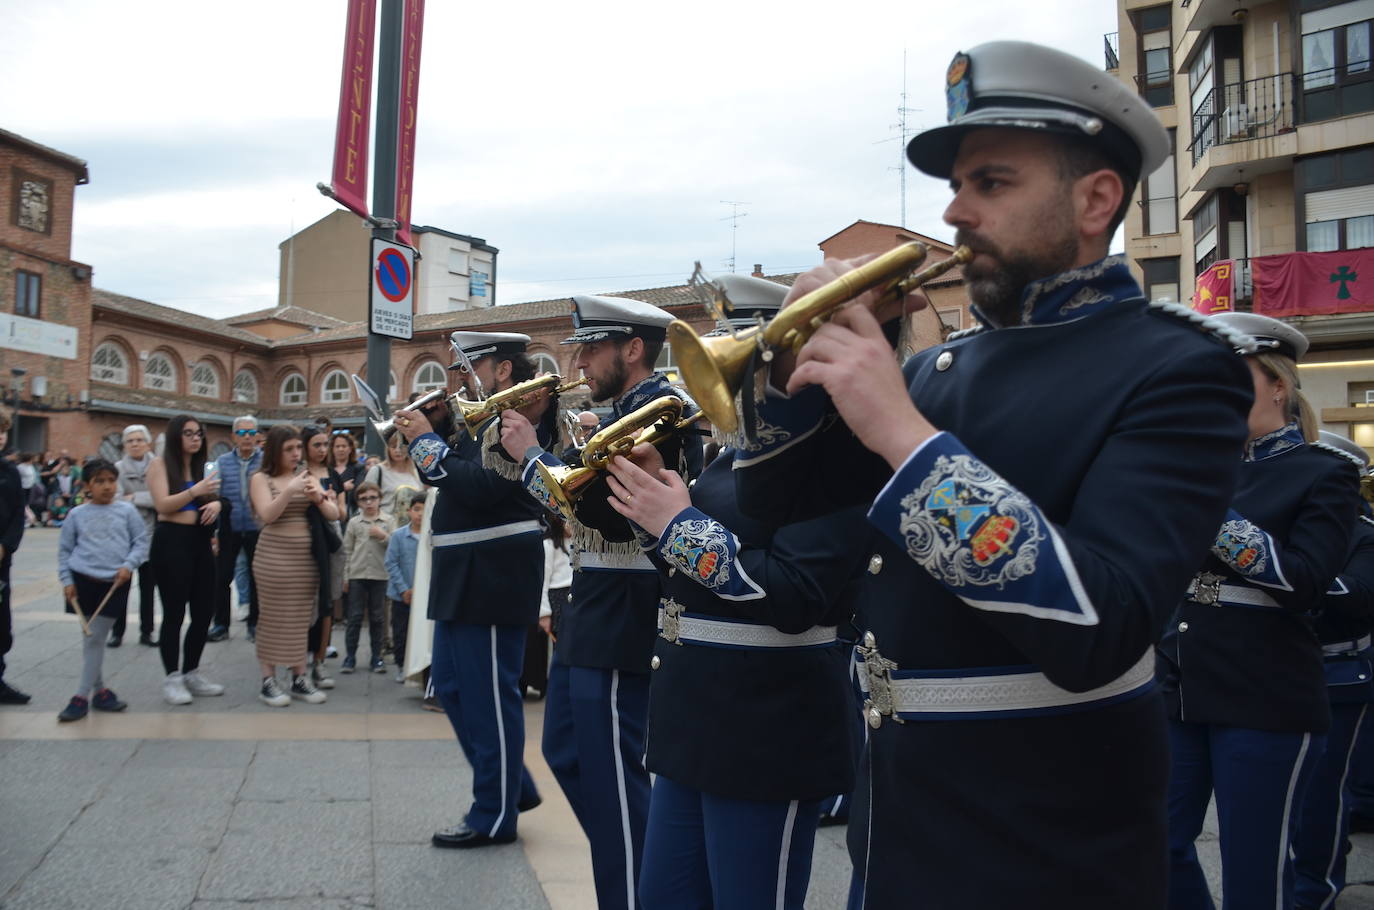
top-left (393, 331), bottom-right (555, 849)
top-left (500, 295), bottom-right (703, 910)
top-left (726, 41), bottom-right (1255, 909)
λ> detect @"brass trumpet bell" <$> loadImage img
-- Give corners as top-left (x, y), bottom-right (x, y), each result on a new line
top-left (453, 375), bottom-right (590, 439)
top-left (669, 242), bottom-right (973, 434)
top-left (368, 386), bottom-right (447, 446)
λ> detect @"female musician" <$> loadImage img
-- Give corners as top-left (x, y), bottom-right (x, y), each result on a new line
top-left (302, 426), bottom-right (345, 688)
top-left (606, 445), bottom-right (860, 910)
top-left (250, 425), bottom-right (339, 707)
top-left (1158, 313), bottom-right (1359, 909)
top-left (147, 414), bottom-right (224, 705)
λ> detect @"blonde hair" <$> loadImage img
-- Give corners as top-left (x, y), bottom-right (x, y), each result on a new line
top-left (1252, 351), bottom-right (1317, 442)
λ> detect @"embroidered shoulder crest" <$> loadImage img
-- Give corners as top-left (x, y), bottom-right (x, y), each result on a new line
top-left (1146, 300), bottom-right (1260, 353)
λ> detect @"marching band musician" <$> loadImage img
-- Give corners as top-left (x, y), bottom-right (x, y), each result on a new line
top-left (724, 41), bottom-right (1255, 908)
top-left (499, 295), bottom-right (702, 910)
top-left (393, 331), bottom-right (554, 849)
top-left (1292, 431), bottom-right (1374, 910)
top-left (1158, 313), bottom-right (1359, 910)
top-left (603, 274), bottom-right (860, 910)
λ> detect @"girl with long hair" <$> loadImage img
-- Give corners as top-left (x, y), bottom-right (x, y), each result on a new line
top-left (302, 425), bottom-right (345, 688)
top-left (250, 425), bottom-right (339, 707)
top-left (147, 414), bottom-right (224, 705)
top-left (329, 432), bottom-right (364, 518)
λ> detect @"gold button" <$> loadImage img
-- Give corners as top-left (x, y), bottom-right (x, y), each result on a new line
top-left (650, 655), bottom-right (661, 670)
top-left (935, 351), bottom-right (954, 372)
top-left (868, 555), bottom-right (883, 575)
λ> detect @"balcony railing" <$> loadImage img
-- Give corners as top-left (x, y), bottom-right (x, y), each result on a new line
top-left (1191, 258), bottom-right (1254, 309)
top-left (1105, 32), bottom-right (1119, 71)
top-left (1189, 73), bottom-right (1297, 164)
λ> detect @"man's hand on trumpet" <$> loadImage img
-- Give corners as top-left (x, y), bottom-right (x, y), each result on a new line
top-left (499, 409), bottom-right (539, 461)
top-left (393, 405), bottom-right (434, 443)
top-left (605, 444), bottom-right (687, 538)
top-left (784, 276), bottom-right (940, 472)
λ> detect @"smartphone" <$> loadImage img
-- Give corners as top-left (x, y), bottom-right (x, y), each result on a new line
top-left (204, 461), bottom-right (219, 480)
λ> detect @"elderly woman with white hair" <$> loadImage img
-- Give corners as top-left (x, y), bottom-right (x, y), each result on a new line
top-left (114, 424), bottom-right (158, 647)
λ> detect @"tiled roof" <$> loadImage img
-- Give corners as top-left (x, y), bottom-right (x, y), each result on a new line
top-left (92, 288), bottom-right (268, 346)
top-left (223, 305), bottom-right (349, 328)
top-left (0, 128), bottom-right (90, 183)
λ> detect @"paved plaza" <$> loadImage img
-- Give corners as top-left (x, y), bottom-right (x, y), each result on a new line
top-left (2, 526), bottom-right (1373, 908)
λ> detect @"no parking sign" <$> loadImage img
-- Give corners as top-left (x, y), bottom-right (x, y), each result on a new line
top-left (369, 237), bottom-right (414, 339)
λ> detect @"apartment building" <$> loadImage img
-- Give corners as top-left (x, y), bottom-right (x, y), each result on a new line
top-left (1112, 0), bottom-right (1374, 454)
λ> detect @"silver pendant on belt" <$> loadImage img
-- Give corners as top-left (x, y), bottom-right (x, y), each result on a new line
top-left (1192, 571), bottom-right (1223, 606)
top-left (857, 631), bottom-right (903, 729)
top-left (660, 597), bottom-right (685, 646)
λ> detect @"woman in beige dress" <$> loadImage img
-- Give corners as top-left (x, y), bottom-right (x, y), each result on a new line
top-left (250, 425), bottom-right (339, 707)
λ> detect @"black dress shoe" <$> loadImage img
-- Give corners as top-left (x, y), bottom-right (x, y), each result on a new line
top-left (431, 823), bottom-right (516, 849)
top-left (107, 634), bottom-right (122, 648)
top-left (139, 633), bottom-right (157, 647)
top-left (517, 792), bottom-right (542, 813)
top-left (0, 681), bottom-right (32, 705)
top-left (206, 625), bottom-right (229, 642)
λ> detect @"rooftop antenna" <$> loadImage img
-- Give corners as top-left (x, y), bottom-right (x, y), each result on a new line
top-left (875, 50), bottom-right (921, 227)
top-left (720, 200), bottom-right (749, 273)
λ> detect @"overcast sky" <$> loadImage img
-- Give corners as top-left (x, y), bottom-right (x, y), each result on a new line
top-left (5, 0), bottom-right (1120, 320)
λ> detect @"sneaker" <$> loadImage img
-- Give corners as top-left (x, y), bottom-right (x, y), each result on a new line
top-left (341, 655), bottom-right (357, 674)
top-left (162, 673), bottom-right (192, 706)
top-left (0, 680), bottom-right (32, 705)
top-left (183, 670), bottom-right (225, 697)
top-left (290, 674), bottom-right (327, 704)
top-left (310, 662), bottom-right (335, 690)
top-left (422, 695), bottom-right (443, 712)
top-left (92, 688), bottom-right (127, 712)
top-left (370, 658), bottom-right (386, 674)
top-left (206, 625), bottom-right (229, 642)
top-left (138, 632), bottom-right (157, 647)
top-left (394, 668), bottom-right (406, 683)
top-left (325, 645), bottom-right (339, 659)
top-left (107, 633), bottom-right (122, 648)
top-left (246, 625), bottom-right (255, 643)
top-left (58, 696), bottom-right (89, 722)
top-left (259, 676), bottom-right (290, 708)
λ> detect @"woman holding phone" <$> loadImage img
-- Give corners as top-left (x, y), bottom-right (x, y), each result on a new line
top-left (147, 414), bottom-right (224, 706)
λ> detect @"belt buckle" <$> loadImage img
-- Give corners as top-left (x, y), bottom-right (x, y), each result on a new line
top-left (660, 598), bottom-right (684, 646)
top-left (1192, 572), bottom-right (1223, 606)
top-left (857, 632), bottom-right (904, 729)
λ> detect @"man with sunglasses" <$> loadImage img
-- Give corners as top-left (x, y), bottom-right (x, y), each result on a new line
top-left (209, 416), bottom-right (262, 642)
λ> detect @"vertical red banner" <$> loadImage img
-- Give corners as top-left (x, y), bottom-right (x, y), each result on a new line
top-left (331, 0), bottom-right (376, 219)
top-left (1192, 260), bottom-right (1234, 314)
top-left (394, 0), bottom-right (425, 247)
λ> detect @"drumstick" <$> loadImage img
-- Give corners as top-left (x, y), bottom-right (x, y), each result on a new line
top-left (85, 580), bottom-right (123, 627)
top-left (69, 579), bottom-right (125, 637)
top-left (67, 595), bottom-right (92, 636)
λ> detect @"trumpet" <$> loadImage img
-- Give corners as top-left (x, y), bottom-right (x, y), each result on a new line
top-left (368, 387), bottom-right (448, 446)
top-left (533, 396), bottom-right (700, 520)
top-left (450, 375), bottom-right (590, 440)
top-left (668, 242), bottom-right (973, 434)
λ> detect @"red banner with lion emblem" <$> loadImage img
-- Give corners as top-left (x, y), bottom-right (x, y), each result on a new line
top-left (1192, 260), bottom-right (1234, 315)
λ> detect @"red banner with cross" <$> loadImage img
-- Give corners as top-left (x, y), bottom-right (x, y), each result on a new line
top-left (1252, 248), bottom-right (1374, 317)
top-left (1192, 260), bottom-right (1235, 314)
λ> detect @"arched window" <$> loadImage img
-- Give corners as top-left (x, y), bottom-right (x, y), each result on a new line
top-left (233, 369), bottom-right (259, 404)
top-left (190, 362), bottom-right (219, 398)
top-left (91, 343), bottom-right (128, 384)
top-left (209, 441), bottom-right (232, 459)
top-left (390, 371), bottom-right (398, 401)
top-left (280, 373), bottom-right (307, 406)
top-left (531, 352), bottom-right (560, 377)
top-left (321, 369), bottom-right (350, 404)
top-left (143, 353), bottom-right (176, 392)
top-left (412, 361), bottom-right (446, 394)
top-left (97, 432), bottom-right (124, 462)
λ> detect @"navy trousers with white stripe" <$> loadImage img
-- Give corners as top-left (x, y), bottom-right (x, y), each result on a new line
top-left (640, 775), bottom-right (820, 910)
top-left (1294, 704), bottom-right (1368, 910)
top-left (431, 621), bottom-right (538, 839)
top-left (542, 659), bottom-right (651, 910)
top-left (1167, 719), bottom-right (1326, 910)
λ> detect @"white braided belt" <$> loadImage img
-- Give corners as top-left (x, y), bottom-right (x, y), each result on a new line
top-left (1323, 635), bottom-right (1372, 657)
top-left (860, 649), bottom-right (1155, 717)
top-left (656, 608), bottom-right (837, 650)
top-left (431, 520), bottom-right (540, 548)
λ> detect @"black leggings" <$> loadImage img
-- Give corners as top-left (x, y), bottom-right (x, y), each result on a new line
top-left (152, 522), bottom-right (215, 675)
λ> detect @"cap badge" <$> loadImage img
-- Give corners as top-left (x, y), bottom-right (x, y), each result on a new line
top-left (946, 52), bottom-right (972, 121)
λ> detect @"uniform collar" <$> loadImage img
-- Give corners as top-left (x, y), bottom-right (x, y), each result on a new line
top-left (613, 373), bottom-right (672, 419)
top-left (1245, 422), bottom-right (1305, 462)
top-left (971, 254), bottom-right (1139, 329)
